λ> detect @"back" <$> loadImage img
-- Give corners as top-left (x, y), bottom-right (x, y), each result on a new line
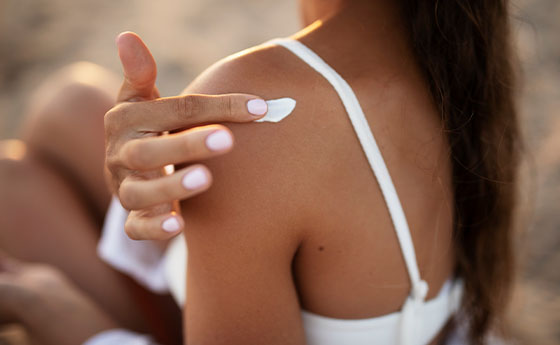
top-left (179, 2), bottom-right (456, 343)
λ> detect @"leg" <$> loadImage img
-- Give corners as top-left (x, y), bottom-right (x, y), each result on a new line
top-left (21, 62), bottom-right (120, 220)
top-left (1, 63), bottom-right (153, 333)
top-left (0, 155), bottom-right (182, 341)
top-left (0, 151), bottom-right (149, 328)
top-left (0, 62), bottom-right (182, 342)
top-left (0, 62), bottom-right (150, 329)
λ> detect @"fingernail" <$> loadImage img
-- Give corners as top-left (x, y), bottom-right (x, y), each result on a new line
top-left (206, 130), bottom-right (233, 151)
top-left (162, 217), bottom-right (181, 233)
top-left (247, 99), bottom-right (268, 116)
top-left (182, 167), bottom-right (208, 190)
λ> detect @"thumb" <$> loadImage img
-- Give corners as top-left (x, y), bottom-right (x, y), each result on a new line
top-left (116, 31), bottom-right (158, 103)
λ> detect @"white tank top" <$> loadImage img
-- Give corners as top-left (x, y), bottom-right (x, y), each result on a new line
top-left (265, 38), bottom-right (464, 345)
top-left (99, 37), bottom-right (465, 345)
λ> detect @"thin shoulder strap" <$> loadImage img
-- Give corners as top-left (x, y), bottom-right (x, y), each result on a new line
top-left (268, 38), bottom-right (428, 302)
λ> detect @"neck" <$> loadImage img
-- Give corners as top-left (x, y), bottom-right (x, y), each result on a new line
top-left (293, 0), bottom-right (413, 79)
top-left (298, 1), bottom-right (403, 31)
top-left (298, 0), bottom-right (347, 26)
top-left (296, 0), bottom-right (407, 44)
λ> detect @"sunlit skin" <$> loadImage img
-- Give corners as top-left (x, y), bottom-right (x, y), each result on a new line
top-left (0, 0), bottom-right (456, 344)
top-left (177, 0), bottom-right (455, 344)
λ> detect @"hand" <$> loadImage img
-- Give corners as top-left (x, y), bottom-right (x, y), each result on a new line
top-left (105, 32), bottom-right (268, 240)
top-left (0, 254), bottom-right (117, 345)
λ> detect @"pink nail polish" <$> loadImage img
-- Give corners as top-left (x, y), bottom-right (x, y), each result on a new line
top-left (182, 168), bottom-right (208, 190)
top-left (247, 99), bottom-right (268, 116)
top-left (162, 217), bottom-right (181, 233)
top-left (206, 130), bottom-right (233, 151)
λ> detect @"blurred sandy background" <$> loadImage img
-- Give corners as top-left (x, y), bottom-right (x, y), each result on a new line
top-left (0, 0), bottom-right (558, 344)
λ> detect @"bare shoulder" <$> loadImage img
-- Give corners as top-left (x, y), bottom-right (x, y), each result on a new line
top-left (179, 42), bottom-right (343, 236)
top-left (177, 42), bottom-right (345, 344)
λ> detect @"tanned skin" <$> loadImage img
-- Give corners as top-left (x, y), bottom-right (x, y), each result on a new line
top-left (179, 0), bottom-right (455, 344)
top-left (0, 1), bottom-right (456, 344)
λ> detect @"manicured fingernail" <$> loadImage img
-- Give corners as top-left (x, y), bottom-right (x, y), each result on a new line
top-left (162, 217), bottom-right (181, 233)
top-left (182, 167), bottom-right (208, 190)
top-left (247, 99), bottom-right (268, 116)
top-left (206, 130), bottom-right (233, 151)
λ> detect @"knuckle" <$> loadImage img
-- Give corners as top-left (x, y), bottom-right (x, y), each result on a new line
top-left (105, 141), bottom-right (126, 176)
top-left (105, 154), bottom-right (119, 172)
top-left (226, 96), bottom-right (234, 119)
top-left (119, 182), bottom-right (140, 210)
top-left (104, 103), bottom-right (129, 133)
top-left (103, 108), bottom-right (117, 134)
top-left (125, 217), bottom-right (166, 241)
top-left (176, 95), bottom-right (196, 119)
top-left (215, 96), bottom-right (233, 120)
top-left (124, 220), bottom-right (140, 240)
top-left (124, 140), bottom-right (148, 169)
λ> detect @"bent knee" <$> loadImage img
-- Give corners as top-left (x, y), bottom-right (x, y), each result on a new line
top-left (35, 61), bottom-right (119, 104)
top-left (23, 62), bottom-right (120, 138)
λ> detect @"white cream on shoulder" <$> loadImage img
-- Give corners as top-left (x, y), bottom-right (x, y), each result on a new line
top-left (255, 98), bottom-right (296, 123)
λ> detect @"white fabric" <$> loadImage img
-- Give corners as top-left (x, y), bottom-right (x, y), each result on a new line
top-left (82, 329), bottom-right (156, 345)
top-left (98, 197), bottom-right (169, 293)
top-left (301, 279), bottom-right (464, 345)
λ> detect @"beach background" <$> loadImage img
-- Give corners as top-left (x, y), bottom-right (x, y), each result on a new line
top-left (0, 0), bottom-right (558, 343)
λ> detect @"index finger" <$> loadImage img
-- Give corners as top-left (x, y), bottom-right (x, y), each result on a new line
top-left (108, 93), bottom-right (268, 132)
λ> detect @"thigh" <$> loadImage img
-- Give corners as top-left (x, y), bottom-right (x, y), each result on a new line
top-left (0, 151), bottom-right (147, 331)
top-left (21, 62), bottom-right (120, 220)
top-left (0, 63), bottom-right (145, 330)
top-left (1, 63), bottom-right (183, 343)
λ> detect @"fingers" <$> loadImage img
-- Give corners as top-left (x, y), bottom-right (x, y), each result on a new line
top-left (116, 31), bottom-right (159, 102)
top-left (104, 93), bottom-right (267, 134)
top-left (119, 163), bottom-right (213, 241)
top-left (125, 211), bottom-right (185, 241)
top-left (119, 164), bottom-right (212, 210)
top-left (120, 125), bottom-right (233, 171)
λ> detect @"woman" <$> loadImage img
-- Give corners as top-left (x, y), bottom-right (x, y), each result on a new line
top-left (2, 0), bottom-right (520, 344)
top-left (106, 0), bottom-right (520, 344)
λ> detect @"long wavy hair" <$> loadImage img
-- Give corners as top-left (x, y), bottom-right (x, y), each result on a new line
top-left (400, 1), bottom-right (520, 343)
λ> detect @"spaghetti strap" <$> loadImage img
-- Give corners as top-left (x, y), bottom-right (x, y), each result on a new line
top-left (267, 38), bottom-right (429, 344)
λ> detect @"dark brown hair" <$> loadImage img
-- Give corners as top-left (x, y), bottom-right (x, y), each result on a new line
top-left (401, 1), bottom-right (519, 343)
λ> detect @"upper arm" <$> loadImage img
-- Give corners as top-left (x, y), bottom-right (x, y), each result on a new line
top-left (179, 46), bottom-right (311, 345)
